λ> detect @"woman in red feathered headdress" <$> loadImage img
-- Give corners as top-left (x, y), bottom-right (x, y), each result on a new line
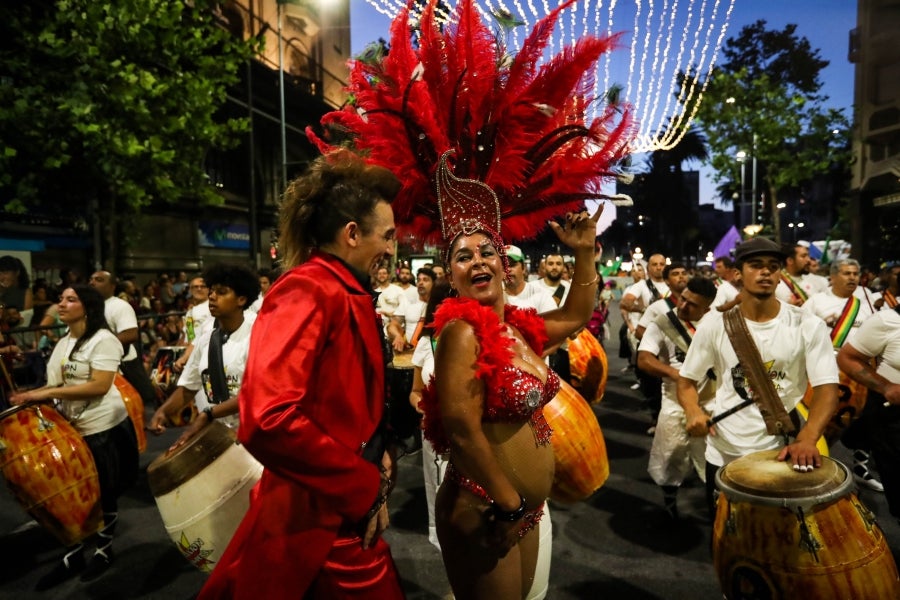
top-left (308, 0), bottom-right (635, 596)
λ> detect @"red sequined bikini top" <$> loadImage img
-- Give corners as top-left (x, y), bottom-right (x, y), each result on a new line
top-left (419, 297), bottom-right (557, 453)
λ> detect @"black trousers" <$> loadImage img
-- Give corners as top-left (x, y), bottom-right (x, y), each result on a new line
top-left (845, 393), bottom-right (900, 518)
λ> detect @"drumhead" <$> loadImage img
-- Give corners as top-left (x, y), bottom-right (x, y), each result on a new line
top-left (147, 421), bottom-right (237, 496)
top-left (716, 449), bottom-right (850, 508)
top-left (391, 351), bottom-right (415, 370)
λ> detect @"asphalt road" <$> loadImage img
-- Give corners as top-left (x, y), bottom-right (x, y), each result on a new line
top-left (2, 301), bottom-right (898, 599)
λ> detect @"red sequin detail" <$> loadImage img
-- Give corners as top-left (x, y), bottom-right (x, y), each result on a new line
top-left (419, 297), bottom-right (554, 453)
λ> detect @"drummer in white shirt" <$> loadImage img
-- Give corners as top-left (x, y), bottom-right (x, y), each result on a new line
top-left (149, 264), bottom-right (260, 450)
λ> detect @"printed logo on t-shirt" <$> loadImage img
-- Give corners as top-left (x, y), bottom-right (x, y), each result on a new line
top-left (731, 359), bottom-right (785, 399)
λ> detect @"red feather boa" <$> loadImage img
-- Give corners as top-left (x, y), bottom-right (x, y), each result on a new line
top-left (419, 297), bottom-right (549, 453)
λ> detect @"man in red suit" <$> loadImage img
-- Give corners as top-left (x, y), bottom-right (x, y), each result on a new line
top-left (199, 149), bottom-right (405, 599)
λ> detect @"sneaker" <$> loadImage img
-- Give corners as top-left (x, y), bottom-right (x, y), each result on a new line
top-left (852, 450), bottom-right (884, 492)
top-left (36, 550), bottom-right (85, 591)
top-left (630, 383), bottom-right (640, 390)
top-left (80, 548), bottom-right (114, 583)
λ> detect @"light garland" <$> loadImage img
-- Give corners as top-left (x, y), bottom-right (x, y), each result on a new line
top-left (363, 0), bottom-right (734, 152)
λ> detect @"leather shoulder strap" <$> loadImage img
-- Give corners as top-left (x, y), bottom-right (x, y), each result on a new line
top-left (722, 307), bottom-right (796, 436)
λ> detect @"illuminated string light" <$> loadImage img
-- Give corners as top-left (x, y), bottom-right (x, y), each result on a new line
top-left (363, 0), bottom-right (734, 152)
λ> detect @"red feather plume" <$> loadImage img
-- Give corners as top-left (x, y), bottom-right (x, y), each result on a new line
top-left (307, 0), bottom-right (636, 247)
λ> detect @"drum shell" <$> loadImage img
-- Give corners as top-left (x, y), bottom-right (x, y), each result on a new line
top-left (713, 451), bottom-right (900, 599)
top-left (146, 421), bottom-right (262, 572)
top-left (544, 380), bottom-right (609, 503)
top-left (114, 373), bottom-right (147, 453)
top-left (387, 353), bottom-right (420, 440)
top-left (0, 404), bottom-right (103, 546)
top-left (567, 329), bottom-right (608, 403)
top-left (802, 370), bottom-right (867, 445)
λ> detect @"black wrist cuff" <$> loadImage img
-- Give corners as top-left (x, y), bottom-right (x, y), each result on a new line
top-left (489, 494), bottom-right (527, 522)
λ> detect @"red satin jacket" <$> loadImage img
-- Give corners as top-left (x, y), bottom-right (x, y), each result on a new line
top-left (199, 252), bottom-right (386, 598)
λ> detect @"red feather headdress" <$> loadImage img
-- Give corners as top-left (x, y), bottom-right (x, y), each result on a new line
top-left (307, 0), bottom-right (635, 248)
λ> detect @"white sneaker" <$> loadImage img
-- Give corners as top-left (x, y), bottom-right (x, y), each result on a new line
top-left (630, 383), bottom-right (640, 390)
top-left (852, 450), bottom-right (884, 492)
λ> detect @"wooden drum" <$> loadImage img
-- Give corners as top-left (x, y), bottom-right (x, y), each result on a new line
top-left (543, 379), bottom-right (609, 503)
top-left (567, 329), bottom-right (608, 404)
top-left (114, 373), bottom-right (147, 454)
top-left (147, 421), bottom-right (263, 572)
top-left (0, 403), bottom-right (103, 546)
top-left (801, 371), bottom-right (868, 445)
top-left (713, 450), bottom-right (900, 599)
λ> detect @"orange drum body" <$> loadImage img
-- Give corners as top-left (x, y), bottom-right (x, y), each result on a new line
top-left (544, 379), bottom-right (609, 503)
top-left (114, 373), bottom-right (146, 453)
top-left (713, 450), bottom-right (900, 599)
top-left (567, 329), bottom-right (608, 403)
top-left (802, 371), bottom-right (868, 445)
top-left (0, 404), bottom-right (103, 546)
top-left (147, 421), bottom-right (263, 572)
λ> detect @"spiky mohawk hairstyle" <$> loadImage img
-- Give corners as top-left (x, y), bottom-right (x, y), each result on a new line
top-left (308, 0), bottom-right (635, 247)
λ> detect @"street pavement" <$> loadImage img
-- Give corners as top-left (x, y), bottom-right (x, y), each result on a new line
top-left (2, 300), bottom-right (899, 599)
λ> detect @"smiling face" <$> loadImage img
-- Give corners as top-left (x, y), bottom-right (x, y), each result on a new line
top-left (448, 232), bottom-right (505, 308)
top-left (347, 200), bottom-right (396, 278)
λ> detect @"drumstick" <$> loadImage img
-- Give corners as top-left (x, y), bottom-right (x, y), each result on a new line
top-left (0, 356), bottom-right (16, 393)
top-left (708, 398), bottom-right (754, 427)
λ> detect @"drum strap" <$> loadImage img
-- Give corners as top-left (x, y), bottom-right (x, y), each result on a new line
top-left (723, 307), bottom-right (797, 437)
top-left (206, 327), bottom-right (230, 405)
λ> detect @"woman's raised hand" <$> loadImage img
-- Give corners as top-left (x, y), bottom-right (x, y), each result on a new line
top-left (548, 205), bottom-right (604, 251)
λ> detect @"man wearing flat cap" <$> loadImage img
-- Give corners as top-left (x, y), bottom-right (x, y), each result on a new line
top-left (676, 237), bottom-right (839, 515)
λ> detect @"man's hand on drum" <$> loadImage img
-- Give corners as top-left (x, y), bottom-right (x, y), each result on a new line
top-left (149, 408), bottom-right (171, 436)
top-left (778, 437), bottom-right (822, 472)
top-left (169, 417), bottom-right (205, 453)
top-left (391, 334), bottom-right (408, 353)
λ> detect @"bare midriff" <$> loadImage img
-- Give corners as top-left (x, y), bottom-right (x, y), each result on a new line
top-left (483, 420), bottom-right (555, 508)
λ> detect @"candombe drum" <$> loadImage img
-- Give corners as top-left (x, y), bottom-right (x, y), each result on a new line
top-left (567, 329), bottom-right (608, 404)
top-left (544, 379), bottom-right (609, 503)
top-left (388, 350), bottom-right (420, 441)
top-left (713, 449), bottom-right (900, 599)
top-left (150, 346), bottom-right (186, 402)
top-left (801, 372), bottom-right (868, 445)
top-left (147, 421), bottom-right (263, 572)
top-left (114, 373), bottom-right (147, 453)
top-left (0, 403), bottom-right (103, 546)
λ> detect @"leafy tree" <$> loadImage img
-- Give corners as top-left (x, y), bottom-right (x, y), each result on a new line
top-left (0, 1), bottom-right (258, 222)
top-left (683, 20), bottom-right (850, 243)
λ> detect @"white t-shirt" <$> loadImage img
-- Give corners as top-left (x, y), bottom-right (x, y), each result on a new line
top-left (803, 288), bottom-right (876, 348)
top-left (638, 297), bottom-right (678, 330)
top-left (527, 278), bottom-right (571, 306)
top-left (177, 314), bottom-right (255, 429)
top-left (711, 280), bottom-right (740, 310)
top-left (400, 285), bottom-right (419, 305)
top-left (183, 300), bottom-right (212, 343)
top-left (638, 321), bottom-right (687, 404)
top-left (46, 330), bottom-right (127, 436)
top-left (393, 295), bottom-right (426, 341)
top-left (680, 302), bottom-right (839, 465)
top-left (626, 278), bottom-right (671, 309)
top-left (376, 283), bottom-right (404, 324)
top-left (622, 282), bottom-right (646, 328)
top-left (850, 309), bottom-right (900, 384)
top-left (103, 296), bottom-right (139, 361)
top-left (854, 285), bottom-right (881, 310)
top-left (506, 286), bottom-right (558, 314)
top-left (776, 272), bottom-right (827, 304)
top-left (412, 335), bottom-right (436, 386)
